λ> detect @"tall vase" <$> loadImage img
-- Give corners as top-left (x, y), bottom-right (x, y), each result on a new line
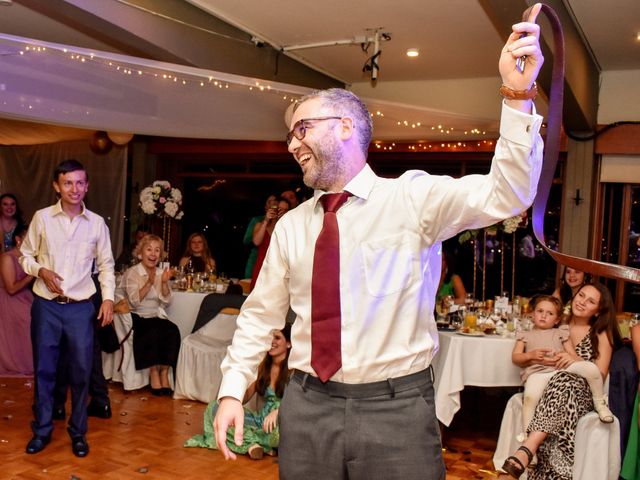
top-left (500, 232), bottom-right (505, 295)
top-left (162, 215), bottom-right (171, 261)
top-left (481, 231), bottom-right (486, 301)
top-left (512, 233), bottom-right (516, 299)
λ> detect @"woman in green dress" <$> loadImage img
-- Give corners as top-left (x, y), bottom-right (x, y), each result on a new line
top-left (185, 324), bottom-right (291, 459)
top-left (621, 320), bottom-right (640, 479)
top-left (436, 250), bottom-right (467, 305)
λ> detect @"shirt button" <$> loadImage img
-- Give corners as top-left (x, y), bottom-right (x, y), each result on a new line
top-left (526, 125), bottom-right (531, 133)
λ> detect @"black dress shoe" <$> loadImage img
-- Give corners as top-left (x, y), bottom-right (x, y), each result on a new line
top-left (71, 436), bottom-right (89, 457)
top-left (87, 402), bottom-right (112, 419)
top-left (26, 435), bottom-right (51, 454)
top-left (52, 406), bottom-right (66, 421)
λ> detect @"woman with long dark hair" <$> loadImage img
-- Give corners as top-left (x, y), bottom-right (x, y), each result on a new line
top-left (0, 193), bottom-right (26, 253)
top-left (0, 225), bottom-right (33, 375)
top-left (502, 283), bottom-right (621, 479)
top-left (179, 232), bottom-right (216, 273)
top-left (185, 324), bottom-right (292, 458)
top-left (552, 267), bottom-right (590, 308)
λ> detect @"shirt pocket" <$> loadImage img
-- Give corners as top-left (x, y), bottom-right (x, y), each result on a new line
top-left (361, 233), bottom-right (416, 297)
top-left (73, 240), bottom-right (95, 262)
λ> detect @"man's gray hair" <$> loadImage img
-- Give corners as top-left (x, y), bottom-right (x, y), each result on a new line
top-left (296, 88), bottom-right (373, 156)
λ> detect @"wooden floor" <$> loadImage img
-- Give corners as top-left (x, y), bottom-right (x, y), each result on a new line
top-left (0, 377), bottom-right (511, 479)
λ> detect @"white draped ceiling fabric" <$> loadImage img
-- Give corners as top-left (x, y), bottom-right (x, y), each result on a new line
top-left (0, 33), bottom-right (313, 142)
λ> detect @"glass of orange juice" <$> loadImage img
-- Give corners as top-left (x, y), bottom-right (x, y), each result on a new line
top-left (464, 311), bottom-right (478, 331)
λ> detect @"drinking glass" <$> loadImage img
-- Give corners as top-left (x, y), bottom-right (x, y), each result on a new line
top-left (464, 311), bottom-right (478, 331)
top-left (464, 293), bottom-right (475, 310)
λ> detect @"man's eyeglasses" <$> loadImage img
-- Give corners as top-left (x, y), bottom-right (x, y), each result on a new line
top-left (286, 116), bottom-right (342, 145)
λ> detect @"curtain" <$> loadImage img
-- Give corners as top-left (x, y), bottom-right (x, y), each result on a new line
top-left (0, 140), bottom-right (126, 258)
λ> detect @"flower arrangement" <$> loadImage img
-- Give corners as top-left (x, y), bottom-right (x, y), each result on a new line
top-left (139, 180), bottom-right (184, 220)
top-left (458, 211), bottom-right (528, 244)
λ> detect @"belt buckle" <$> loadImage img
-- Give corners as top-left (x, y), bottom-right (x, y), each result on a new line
top-left (55, 296), bottom-right (70, 304)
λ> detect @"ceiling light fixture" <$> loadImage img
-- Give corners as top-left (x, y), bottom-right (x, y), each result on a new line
top-left (406, 48), bottom-right (420, 57)
top-left (283, 29), bottom-right (391, 82)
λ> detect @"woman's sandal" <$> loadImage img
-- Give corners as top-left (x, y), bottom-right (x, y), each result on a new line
top-left (248, 443), bottom-right (264, 460)
top-left (501, 445), bottom-right (534, 479)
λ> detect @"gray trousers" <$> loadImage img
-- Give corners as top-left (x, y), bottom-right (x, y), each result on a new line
top-left (278, 368), bottom-right (445, 480)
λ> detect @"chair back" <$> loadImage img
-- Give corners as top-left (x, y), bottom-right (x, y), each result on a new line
top-left (191, 293), bottom-right (246, 333)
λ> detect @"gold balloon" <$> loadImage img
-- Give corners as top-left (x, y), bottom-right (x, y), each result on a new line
top-left (107, 131), bottom-right (134, 145)
top-left (89, 131), bottom-right (113, 154)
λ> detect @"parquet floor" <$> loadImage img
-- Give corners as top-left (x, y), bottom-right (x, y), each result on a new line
top-left (1, 377), bottom-right (512, 479)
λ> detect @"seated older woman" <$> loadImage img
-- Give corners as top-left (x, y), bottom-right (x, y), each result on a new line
top-left (121, 234), bottom-right (180, 396)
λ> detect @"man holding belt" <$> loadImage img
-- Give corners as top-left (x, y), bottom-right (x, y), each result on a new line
top-left (20, 159), bottom-right (115, 457)
top-left (215, 5), bottom-right (544, 478)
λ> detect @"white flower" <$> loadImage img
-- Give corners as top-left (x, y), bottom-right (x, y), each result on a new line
top-left (170, 188), bottom-right (182, 203)
top-left (139, 180), bottom-right (183, 220)
top-left (140, 199), bottom-right (156, 215)
top-left (153, 180), bottom-right (171, 189)
top-left (164, 201), bottom-right (178, 218)
top-left (502, 216), bottom-right (522, 234)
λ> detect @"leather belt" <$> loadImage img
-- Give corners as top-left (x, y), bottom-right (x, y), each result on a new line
top-left (527, 4), bottom-right (640, 284)
top-left (53, 295), bottom-right (91, 304)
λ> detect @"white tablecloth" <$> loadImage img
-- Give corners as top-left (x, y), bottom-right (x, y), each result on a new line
top-left (166, 291), bottom-right (209, 339)
top-left (432, 331), bottom-right (521, 426)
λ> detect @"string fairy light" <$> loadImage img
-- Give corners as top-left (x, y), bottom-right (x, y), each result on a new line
top-left (370, 106), bottom-right (495, 144)
top-left (0, 34), bottom-right (308, 114)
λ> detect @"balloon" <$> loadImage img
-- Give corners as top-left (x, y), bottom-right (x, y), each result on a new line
top-left (89, 131), bottom-right (113, 154)
top-left (107, 131), bottom-right (134, 145)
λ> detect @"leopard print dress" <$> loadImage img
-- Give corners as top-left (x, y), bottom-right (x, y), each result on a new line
top-left (527, 330), bottom-right (595, 480)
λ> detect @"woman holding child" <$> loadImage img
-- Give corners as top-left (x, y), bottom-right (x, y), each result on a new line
top-left (502, 283), bottom-right (621, 479)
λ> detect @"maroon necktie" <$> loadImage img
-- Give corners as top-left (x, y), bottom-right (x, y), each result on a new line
top-left (311, 192), bottom-right (351, 382)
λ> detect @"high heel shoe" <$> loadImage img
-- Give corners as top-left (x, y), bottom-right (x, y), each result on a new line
top-left (162, 388), bottom-right (173, 397)
top-left (150, 387), bottom-right (163, 396)
top-left (502, 445), bottom-right (533, 479)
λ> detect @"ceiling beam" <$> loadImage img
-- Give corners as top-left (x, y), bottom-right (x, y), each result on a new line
top-left (479, 0), bottom-right (599, 133)
top-left (13, 0), bottom-right (342, 89)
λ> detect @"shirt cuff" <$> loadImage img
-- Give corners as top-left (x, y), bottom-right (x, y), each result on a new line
top-left (499, 100), bottom-right (543, 148)
top-left (101, 289), bottom-right (115, 302)
top-left (217, 370), bottom-right (249, 402)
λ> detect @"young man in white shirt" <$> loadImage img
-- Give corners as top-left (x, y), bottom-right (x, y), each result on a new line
top-left (20, 159), bottom-right (115, 458)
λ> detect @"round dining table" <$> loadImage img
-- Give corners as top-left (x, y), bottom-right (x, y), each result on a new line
top-left (431, 330), bottom-right (521, 426)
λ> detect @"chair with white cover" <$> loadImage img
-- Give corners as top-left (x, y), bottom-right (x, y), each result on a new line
top-left (101, 312), bottom-right (150, 391)
top-left (173, 307), bottom-right (240, 403)
top-left (493, 392), bottom-right (621, 480)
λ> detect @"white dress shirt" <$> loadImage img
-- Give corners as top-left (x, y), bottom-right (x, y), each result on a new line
top-left (219, 102), bottom-right (544, 402)
top-left (20, 200), bottom-right (115, 302)
top-left (121, 263), bottom-right (172, 319)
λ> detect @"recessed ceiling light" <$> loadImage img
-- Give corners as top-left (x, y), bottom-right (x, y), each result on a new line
top-left (406, 48), bottom-right (420, 58)
top-left (636, 32), bottom-right (640, 41)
